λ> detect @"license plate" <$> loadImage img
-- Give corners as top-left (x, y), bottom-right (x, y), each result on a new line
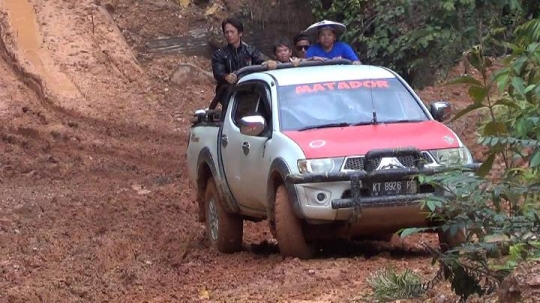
top-left (370, 180), bottom-right (417, 196)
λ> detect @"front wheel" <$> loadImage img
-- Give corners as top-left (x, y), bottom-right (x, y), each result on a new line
top-left (205, 178), bottom-right (243, 253)
top-left (274, 185), bottom-right (314, 259)
top-left (437, 226), bottom-right (466, 252)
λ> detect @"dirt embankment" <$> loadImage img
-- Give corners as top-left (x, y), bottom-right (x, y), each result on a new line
top-left (1, 0), bottom-right (536, 302)
top-left (0, 0), bottom-right (207, 301)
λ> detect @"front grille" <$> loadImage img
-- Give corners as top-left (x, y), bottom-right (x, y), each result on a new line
top-left (342, 151), bottom-right (434, 171)
top-left (343, 157), bottom-right (365, 170)
top-left (396, 155), bottom-right (416, 167)
top-left (364, 158), bottom-right (382, 171)
top-left (421, 151), bottom-right (434, 164)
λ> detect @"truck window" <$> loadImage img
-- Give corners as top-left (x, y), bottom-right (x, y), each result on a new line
top-left (233, 90), bottom-right (259, 125)
top-left (231, 84), bottom-right (271, 131)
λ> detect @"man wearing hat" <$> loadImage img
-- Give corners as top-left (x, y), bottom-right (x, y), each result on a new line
top-left (304, 20), bottom-right (361, 64)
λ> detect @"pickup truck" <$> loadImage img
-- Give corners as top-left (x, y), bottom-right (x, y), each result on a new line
top-left (186, 60), bottom-right (475, 259)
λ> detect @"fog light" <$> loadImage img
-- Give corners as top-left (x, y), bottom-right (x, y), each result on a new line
top-left (316, 193), bottom-right (327, 202)
top-left (303, 187), bottom-right (331, 206)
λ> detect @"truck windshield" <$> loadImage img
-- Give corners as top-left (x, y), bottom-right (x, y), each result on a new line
top-left (277, 78), bottom-right (428, 131)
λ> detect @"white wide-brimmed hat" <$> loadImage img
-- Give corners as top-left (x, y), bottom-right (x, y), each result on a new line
top-left (304, 20), bottom-right (346, 38)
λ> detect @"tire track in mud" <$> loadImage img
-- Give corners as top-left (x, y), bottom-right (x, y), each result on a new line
top-left (19, 2), bottom-right (83, 97)
top-left (0, 5), bottom-right (187, 174)
top-left (0, 13), bottom-right (57, 113)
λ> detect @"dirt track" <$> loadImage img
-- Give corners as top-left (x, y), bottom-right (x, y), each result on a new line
top-left (0, 0), bottom-right (492, 302)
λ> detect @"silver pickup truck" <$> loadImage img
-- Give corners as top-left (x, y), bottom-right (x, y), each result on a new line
top-left (186, 60), bottom-right (476, 259)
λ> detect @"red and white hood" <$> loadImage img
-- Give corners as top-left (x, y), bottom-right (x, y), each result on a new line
top-left (283, 121), bottom-right (460, 158)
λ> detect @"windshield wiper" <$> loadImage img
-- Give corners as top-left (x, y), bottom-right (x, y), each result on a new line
top-left (352, 121), bottom-right (376, 126)
top-left (382, 119), bottom-right (425, 124)
top-left (298, 122), bottom-right (351, 131)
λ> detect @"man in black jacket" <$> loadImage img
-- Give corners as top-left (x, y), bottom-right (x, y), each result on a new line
top-left (209, 17), bottom-right (266, 110)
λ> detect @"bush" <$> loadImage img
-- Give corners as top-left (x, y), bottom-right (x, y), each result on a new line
top-left (400, 17), bottom-right (540, 301)
top-left (309, 0), bottom-right (535, 88)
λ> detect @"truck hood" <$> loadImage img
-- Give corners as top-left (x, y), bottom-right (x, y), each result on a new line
top-left (283, 120), bottom-right (460, 158)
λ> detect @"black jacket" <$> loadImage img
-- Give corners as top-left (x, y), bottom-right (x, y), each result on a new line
top-left (211, 42), bottom-right (265, 86)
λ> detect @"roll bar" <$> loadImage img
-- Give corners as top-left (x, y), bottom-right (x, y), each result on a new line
top-left (235, 58), bottom-right (353, 80)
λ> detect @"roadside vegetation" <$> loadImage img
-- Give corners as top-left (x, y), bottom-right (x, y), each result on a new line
top-left (311, 0), bottom-right (540, 301)
top-left (310, 0), bottom-right (539, 88)
top-left (414, 17), bottom-right (540, 301)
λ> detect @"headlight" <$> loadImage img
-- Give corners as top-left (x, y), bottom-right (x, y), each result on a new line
top-left (429, 147), bottom-right (472, 166)
top-left (298, 158), bottom-right (343, 174)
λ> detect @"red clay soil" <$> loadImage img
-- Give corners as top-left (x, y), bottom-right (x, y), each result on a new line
top-left (0, 0), bottom-right (536, 302)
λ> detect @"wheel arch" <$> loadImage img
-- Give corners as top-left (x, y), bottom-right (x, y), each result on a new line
top-left (196, 146), bottom-right (241, 221)
top-left (196, 148), bottom-right (219, 222)
top-left (266, 158), bottom-right (303, 224)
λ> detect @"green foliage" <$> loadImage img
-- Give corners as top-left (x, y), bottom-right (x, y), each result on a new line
top-left (491, 241), bottom-right (540, 271)
top-left (407, 169), bottom-right (540, 301)
top-left (367, 267), bottom-right (424, 301)
top-left (309, 0), bottom-right (534, 88)
top-left (451, 18), bottom-right (540, 177)
top-left (399, 17), bottom-right (540, 301)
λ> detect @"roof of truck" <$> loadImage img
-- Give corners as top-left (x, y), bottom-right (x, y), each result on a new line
top-left (263, 64), bottom-right (395, 86)
top-left (236, 60), bottom-right (396, 86)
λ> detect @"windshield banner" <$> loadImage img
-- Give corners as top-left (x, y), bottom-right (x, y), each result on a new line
top-left (295, 80), bottom-right (390, 94)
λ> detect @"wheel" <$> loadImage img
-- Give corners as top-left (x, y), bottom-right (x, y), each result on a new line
top-left (437, 226), bottom-right (466, 252)
top-left (205, 178), bottom-right (243, 253)
top-left (274, 185), bottom-right (314, 259)
top-left (267, 217), bottom-right (277, 239)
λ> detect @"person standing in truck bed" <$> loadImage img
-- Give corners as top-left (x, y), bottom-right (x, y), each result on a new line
top-left (304, 20), bottom-right (362, 64)
top-left (292, 33), bottom-right (311, 59)
top-left (209, 17), bottom-right (266, 110)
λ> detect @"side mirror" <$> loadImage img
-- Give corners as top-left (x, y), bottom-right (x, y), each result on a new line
top-left (239, 115), bottom-right (266, 136)
top-left (430, 101), bottom-right (452, 122)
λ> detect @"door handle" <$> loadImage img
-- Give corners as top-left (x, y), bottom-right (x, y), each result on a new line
top-left (221, 134), bottom-right (228, 147)
top-left (242, 142), bottom-right (250, 155)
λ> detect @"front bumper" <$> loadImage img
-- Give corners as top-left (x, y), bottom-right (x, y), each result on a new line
top-left (285, 163), bottom-right (480, 221)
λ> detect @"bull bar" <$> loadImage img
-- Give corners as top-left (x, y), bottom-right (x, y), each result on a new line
top-left (284, 148), bottom-right (480, 210)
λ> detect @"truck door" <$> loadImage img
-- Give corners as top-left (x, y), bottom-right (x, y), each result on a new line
top-left (220, 82), bottom-right (272, 211)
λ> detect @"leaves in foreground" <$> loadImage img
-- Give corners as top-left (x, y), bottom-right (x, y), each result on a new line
top-left (367, 267), bottom-right (425, 301)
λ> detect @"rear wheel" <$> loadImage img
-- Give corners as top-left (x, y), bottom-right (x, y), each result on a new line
top-left (274, 185), bottom-right (314, 259)
top-left (205, 178), bottom-right (243, 253)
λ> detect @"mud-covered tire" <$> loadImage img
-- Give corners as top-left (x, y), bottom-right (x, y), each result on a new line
top-left (366, 233), bottom-right (395, 242)
top-left (437, 226), bottom-right (466, 252)
top-left (205, 178), bottom-right (243, 253)
top-left (274, 185), bottom-right (314, 259)
top-left (268, 218), bottom-right (277, 239)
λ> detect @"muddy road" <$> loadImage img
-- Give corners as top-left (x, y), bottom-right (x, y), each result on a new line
top-left (0, 0), bottom-right (483, 301)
